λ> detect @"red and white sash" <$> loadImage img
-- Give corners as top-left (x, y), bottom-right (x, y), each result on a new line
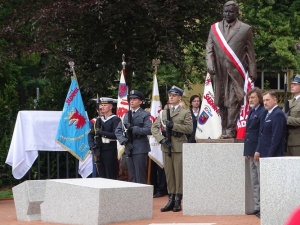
top-left (212, 22), bottom-right (253, 138)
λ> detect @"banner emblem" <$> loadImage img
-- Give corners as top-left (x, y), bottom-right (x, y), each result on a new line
top-left (198, 111), bottom-right (209, 125)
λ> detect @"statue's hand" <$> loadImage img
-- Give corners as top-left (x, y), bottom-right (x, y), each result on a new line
top-left (250, 76), bottom-right (256, 83)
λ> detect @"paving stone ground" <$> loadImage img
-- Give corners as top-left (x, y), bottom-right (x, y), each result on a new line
top-left (0, 197), bottom-right (260, 225)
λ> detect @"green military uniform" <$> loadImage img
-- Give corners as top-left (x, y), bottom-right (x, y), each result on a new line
top-left (286, 97), bottom-right (300, 156)
top-left (152, 106), bottom-right (193, 194)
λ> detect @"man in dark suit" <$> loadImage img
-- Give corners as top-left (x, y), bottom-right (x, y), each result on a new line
top-left (254, 91), bottom-right (286, 218)
top-left (206, 1), bottom-right (257, 138)
top-left (115, 90), bottom-right (152, 184)
top-left (255, 91), bottom-right (286, 159)
top-left (244, 88), bottom-right (266, 218)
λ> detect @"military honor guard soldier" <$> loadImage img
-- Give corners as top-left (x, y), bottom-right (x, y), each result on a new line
top-left (115, 90), bottom-right (152, 184)
top-left (151, 85), bottom-right (193, 212)
top-left (88, 97), bottom-right (121, 180)
top-left (286, 74), bottom-right (300, 156)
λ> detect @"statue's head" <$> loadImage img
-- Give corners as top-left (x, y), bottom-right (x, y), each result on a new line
top-left (223, 1), bottom-right (239, 23)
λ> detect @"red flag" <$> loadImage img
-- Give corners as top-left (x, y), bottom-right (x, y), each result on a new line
top-left (236, 73), bottom-right (254, 139)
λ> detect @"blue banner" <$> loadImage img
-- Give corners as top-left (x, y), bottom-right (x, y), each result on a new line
top-left (55, 76), bottom-right (90, 161)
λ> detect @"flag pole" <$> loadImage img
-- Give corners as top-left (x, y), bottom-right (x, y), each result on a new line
top-left (147, 59), bottom-right (161, 184)
top-left (68, 61), bottom-right (76, 78)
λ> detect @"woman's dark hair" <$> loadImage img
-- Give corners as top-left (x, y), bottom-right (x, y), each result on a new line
top-left (189, 95), bottom-right (202, 108)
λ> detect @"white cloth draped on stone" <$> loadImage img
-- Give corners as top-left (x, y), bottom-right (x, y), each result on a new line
top-left (5, 111), bottom-right (92, 179)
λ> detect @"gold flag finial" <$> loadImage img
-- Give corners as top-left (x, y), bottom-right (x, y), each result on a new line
top-left (152, 59), bottom-right (161, 73)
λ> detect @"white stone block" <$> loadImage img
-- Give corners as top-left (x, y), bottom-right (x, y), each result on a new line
top-left (12, 180), bottom-right (47, 221)
top-left (260, 157), bottom-right (300, 225)
top-left (183, 143), bottom-right (251, 215)
top-left (40, 178), bottom-right (153, 225)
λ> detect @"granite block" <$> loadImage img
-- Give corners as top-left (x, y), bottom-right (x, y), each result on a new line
top-left (183, 143), bottom-right (252, 215)
top-left (40, 178), bottom-right (153, 225)
top-left (260, 157), bottom-right (300, 225)
top-left (12, 180), bottom-right (47, 221)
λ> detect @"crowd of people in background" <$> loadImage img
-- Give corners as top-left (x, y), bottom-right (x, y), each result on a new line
top-left (244, 74), bottom-right (300, 219)
top-left (86, 1), bottom-right (300, 216)
top-left (87, 73), bottom-right (300, 216)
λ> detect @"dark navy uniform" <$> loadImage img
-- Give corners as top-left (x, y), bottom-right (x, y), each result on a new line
top-left (88, 98), bottom-right (121, 180)
top-left (115, 90), bottom-right (152, 184)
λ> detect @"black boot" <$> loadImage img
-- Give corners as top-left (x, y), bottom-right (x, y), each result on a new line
top-left (161, 194), bottom-right (175, 212)
top-left (173, 194), bottom-right (182, 212)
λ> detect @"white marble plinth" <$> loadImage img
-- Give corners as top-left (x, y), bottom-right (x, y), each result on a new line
top-left (40, 178), bottom-right (153, 225)
top-left (260, 157), bottom-right (300, 225)
top-left (183, 143), bottom-right (252, 215)
top-left (12, 180), bottom-right (47, 221)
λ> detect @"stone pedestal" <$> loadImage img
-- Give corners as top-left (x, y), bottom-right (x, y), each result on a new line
top-left (41, 178), bottom-right (153, 225)
top-left (183, 143), bottom-right (253, 215)
top-left (12, 180), bottom-right (47, 221)
top-left (260, 157), bottom-right (300, 225)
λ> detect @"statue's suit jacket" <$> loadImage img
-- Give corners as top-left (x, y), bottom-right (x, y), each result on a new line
top-left (256, 106), bottom-right (286, 157)
top-left (206, 19), bottom-right (257, 107)
top-left (286, 98), bottom-right (300, 146)
top-left (244, 104), bottom-right (267, 157)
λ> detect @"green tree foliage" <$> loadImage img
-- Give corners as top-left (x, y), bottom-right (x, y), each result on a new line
top-left (241, 0), bottom-right (300, 72)
top-left (0, 0), bottom-right (224, 185)
top-left (3, 0), bottom-right (300, 185)
top-left (0, 0), bottom-right (223, 95)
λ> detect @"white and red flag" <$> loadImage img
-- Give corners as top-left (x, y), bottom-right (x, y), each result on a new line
top-left (116, 68), bottom-right (129, 159)
top-left (116, 69), bottom-right (129, 118)
top-left (236, 73), bottom-right (254, 139)
top-left (148, 73), bottom-right (163, 168)
top-left (196, 73), bottom-right (222, 139)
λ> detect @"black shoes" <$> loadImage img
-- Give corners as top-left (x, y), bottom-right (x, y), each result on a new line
top-left (172, 194), bottom-right (182, 212)
top-left (246, 210), bottom-right (260, 218)
top-left (153, 192), bottom-right (166, 198)
top-left (160, 193), bottom-right (182, 212)
top-left (161, 194), bottom-right (175, 212)
top-left (246, 210), bottom-right (260, 215)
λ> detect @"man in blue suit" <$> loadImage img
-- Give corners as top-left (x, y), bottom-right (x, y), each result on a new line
top-left (244, 87), bottom-right (266, 218)
top-left (255, 91), bottom-right (286, 159)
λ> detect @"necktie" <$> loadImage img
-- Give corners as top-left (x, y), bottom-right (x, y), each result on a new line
top-left (265, 112), bottom-right (270, 121)
top-left (172, 107), bottom-right (175, 112)
top-left (225, 24), bottom-right (231, 37)
top-left (249, 109), bottom-right (255, 120)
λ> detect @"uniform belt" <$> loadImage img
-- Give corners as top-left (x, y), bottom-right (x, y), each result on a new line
top-left (101, 137), bottom-right (117, 143)
top-left (171, 131), bottom-right (184, 137)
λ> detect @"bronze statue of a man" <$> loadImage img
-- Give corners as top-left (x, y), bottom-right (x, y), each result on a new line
top-left (206, 1), bottom-right (257, 138)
